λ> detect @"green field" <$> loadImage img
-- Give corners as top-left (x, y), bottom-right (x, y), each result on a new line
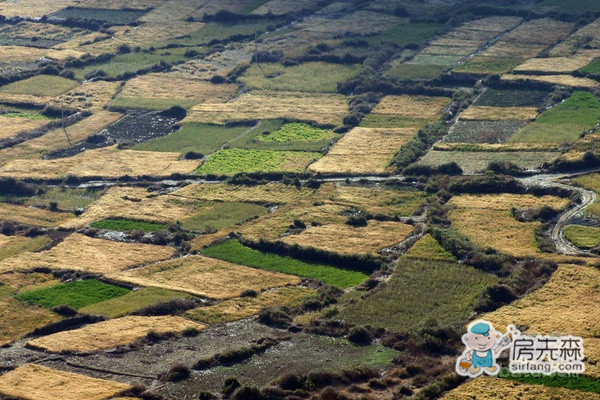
top-left (564, 225), bottom-right (600, 249)
top-left (201, 239), bottom-right (368, 288)
top-left (238, 62), bottom-right (362, 93)
top-left (336, 258), bottom-right (497, 331)
top-left (16, 279), bottom-right (131, 310)
top-left (510, 91), bottom-right (600, 144)
top-left (367, 23), bottom-right (444, 46)
top-left (453, 56), bottom-right (524, 75)
top-left (475, 88), bottom-right (550, 108)
top-left (134, 123), bottom-right (248, 155)
top-left (90, 218), bottom-right (168, 232)
top-left (0, 75), bottom-right (78, 97)
top-left (258, 122), bottom-right (334, 143)
top-left (385, 63), bottom-right (447, 80)
top-left (181, 201), bottom-right (267, 231)
top-left (51, 7), bottom-right (148, 24)
top-left (404, 234), bottom-right (456, 262)
top-left (573, 173), bottom-right (600, 217)
top-left (25, 187), bottom-right (104, 210)
top-left (196, 148), bottom-right (321, 175)
top-left (78, 287), bottom-right (192, 318)
top-left (581, 58), bottom-right (600, 75)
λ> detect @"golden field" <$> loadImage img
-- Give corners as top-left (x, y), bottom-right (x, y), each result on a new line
top-left (433, 142), bottom-right (559, 152)
top-left (0, 297), bottom-right (59, 346)
top-left (184, 91), bottom-right (350, 126)
top-left (0, 146), bottom-right (200, 179)
top-left (478, 41), bottom-right (545, 58)
top-left (441, 377), bottom-right (600, 400)
top-left (0, 116), bottom-right (48, 140)
top-left (26, 316), bottom-right (202, 353)
top-left (0, 203), bottom-right (74, 228)
top-left (0, 46), bottom-right (83, 63)
top-left (174, 182), bottom-right (317, 204)
top-left (282, 220), bottom-right (414, 256)
top-left (50, 80), bottom-right (122, 112)
top-left (501, 73), bottom-right (600, 88)
top-left (459, 106), bottom-right (538, 121)
top-left (449, 193), bottom-right (570, 211)
top-left (371, 95), bottom-right (451, 121)
top-left (550, 17), bottom-right (600, 56)
top-left (0, 111), bottom-right (123, 163)
top-left (187, 286), bottom-right (315, 324)
top-left (0, 364), bottom-right (132, 400)
top-left (293, 10), bottom-right (401, 35)
top-left (308, 127), bottom-right (417, 174)
top-left (0, 233), bottom-right (175, 275)
top-left (108, 255), bottom-right (301, 299)
top-left (502, 18), bottom-right (573, 45)
top-left (514, 55), bottom-right (598, 73)
top-left (0, 235), bottom-right (52, 262)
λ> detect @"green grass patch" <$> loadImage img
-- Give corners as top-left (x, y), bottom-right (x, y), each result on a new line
top-left (51, 7), bottom-right (148, 24)
top-left (405, 234), bottom-right (456, 261)
top-left (181, 201), bottom-right (267, 231)
top-left (564, 224), bottom-right (600, 249)
top-left (336, 257), bottom-right (497, 331)
top-left (453, 56), bottom-right (524, 75)
top-left (573, 173), bottom-right (600, 217)
top-left (78, 287), bottom-right (192, 318)
top-left (0, 75), bottom-right (78, 97)
top-left (24, 187), bottom-right (103, 210)
top-left (134, 123), bottom-right (247, 155)
top-left (503, 373), bottom-right (600, 394)
top-left (0, 236), bottom-right (51, 262)
top-left (258, 122), bottom-right (335, 143)
top-left (196, 148), bottom-right (321, 175)
top-left (367, 23), bottom-right (444, 47)
top-left (475, 88), bottom-right (551, 108)
top-left (201, 239), bottom-right (368, 288)
top-left (581, 58), bottom-right (600, 75)
top-left (409, 54), bottom-right (462, 66)
top-left (385, 63), bottom-right (447, 80)
top-left (238, 62), bottom-right (362, 93)
top-left (90, 218), bottom-right (167, 232)
top-left (16, 279), bottom-right (130, 310)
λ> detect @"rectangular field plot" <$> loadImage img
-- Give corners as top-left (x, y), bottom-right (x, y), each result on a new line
top-left (292, 10), bottom-right (402, 36)
top-left (0, 115), bottom-right (49, 140)
top-left (564, 225), bottom-right (600, 249)
top-left (0, 46), bottom-right (83, 64)
top-left (501, 73), bottom-right (600, 88)
top-left (308, 127), bottom-right (416, 174)
top-left (0, 364), bottom-right (132, 400)
top-left (419, 150), bottom-right (560, 174)
top-left (110, 73), bottom-right (237, 110)
top-left (174, 182), bottom-right (317, 204)
top-left (0, 297), bottom-right (59, 346)
top-left (187, 286), bottom-right (315, 324)
top-left (474, 88), bottom-right (550, 107)
top-left (0, 202), bottom-right (74, 228)
top-left (459, 106), bottom-right (538, 121)
top-left (0, 75), bottom-right (77, 97)
top-left (0, 235), bottom-right (51, 262)
top-left (49, 80), bottom-right (121, 112)
top-left (0, 233), bottom-right (175, 275)
top-left (196, 148), bottom-right (321, 176)
top-left (404, 234), bottom-right (456, 262)
top-left (514, 55), bottom-right (598, 73)
top-left (361, 94), bottom-right (450, 128)
top-left (108, 255), bottom-right (301, 299)
top-left (51, 7), bottom-right (149, 24)
top-left (26, 316), bottom-right (202, 353)
top-left (201, 239), bottom-right (368, 288)
top-left (0, 146), bottom-right (200, 180)
top-left (550, 18), bottom-right (600, 56)
top-left (442, 120), bottom-right (527, 144)
top-left (184, 91), bottom-right (350, 126)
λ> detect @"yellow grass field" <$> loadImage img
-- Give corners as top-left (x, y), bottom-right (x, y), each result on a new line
top-left (459, 106), bottom-right (538, 121)
top-left (449, 193), bottom-right (570, 211)
top-left (0, 364), bottom-right (132, 400)
top-left (174, 182), bottom-right (317, 204)
top-left (550, 17), bottom-right (600, 56)
top-left (0, 111), bottom-right (123, 163)
top-left (0, 203), bottom-right (74, 228)
top-left (0, 0), bottom-right (77, 17)
top-left (502, 18), bottom-right (573, 45)
top-left (0, 116), bottom-right (48, 140)
top-left (371, 95), bottom-right (450, 120)
top-left (0, 235), bottom-right (52, 262)
top-left (27, 316), bottom-right (202, 353)
top-left (586, 338), bottom-right (600, 378)
top-left (308, 127), bottom-right (417, 174)
top-left (108, 255), bottom-right (301, 299)
top-left (0, 46), bottom-right (84, 63)
top-left (50, 80), bottom-right (122, 112)
top-left (282, 220), bottom-right (414, 255)
top-left (0, 233), bottom-right (175, 275)
top-left (293, 10), bottom-right (402, 35)
top-left (501, 73), bottom-right (600, 88)
top-left (187, 286), bottom-right (315, 324)
top-left (184, 91), bottom-right (350, 126)
top-left (0, 297), bottom-right (59, 346)
top-left (441, 377), bottom-right (600, 400)
top-left (514, 55), bottom-right (598, 73)
top-left (0, 146), bottom-right (200, 179)
top-left (478, 41), bottom-right (545, 58)
top-left (433, 142), bottom-right (559, 152)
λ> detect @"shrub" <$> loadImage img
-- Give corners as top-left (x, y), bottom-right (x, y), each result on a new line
top-left (347, 326), bottom-right (371, 345)
top-left (162, 363), bottom-right (191, 382)
top-left (258, 307), bottom-right (291, 328)
top-left (50, 304), bottom-right (78, 317)
top-left (277, 373), bottom-right (304, 390)
top-left (232, 386), bottom-right (264, 400)
top-left (223, 377), bottom-right (241, 397)
top-left (345, 215), bottom-right (368, 227)
top-left (162, 105), bottom-right (187, 120)
top-left (240, 289), bottom-right (258, 298)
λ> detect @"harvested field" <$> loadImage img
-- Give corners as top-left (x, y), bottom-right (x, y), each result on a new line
top-left (0, 297), bottom-right (59, 346)
top-left (442, 121), bottom-right (527, 144)
top-left (187, 286), bottom-right (315, 324)
top-left (371, 95), bottom-right (451, 121)
top-left (0, 364), bottom-right (132, 400)
top-left (50, 7), bottom-right (148, 25)
top-left (514, 55), bottom-right (598, 73)
top-left (501, 73), bottom-right (600, 88)
top-left (404, 234), bottom-right (456, 261)
top-left (564, 224), bottom-right (600, 249)
top-left (550, 18), bottom-right (600, 56)
top-left (0, 235), bottom-right (51, 262)
top-left (110, 73), bottom-right (237, 110)
top-left (450, 193), bottom-right (570, 211)
top-left (459, 106), bottom-right (538, 121)
top-left (282, 220), bottom-right (414, 256)
top-left (49, 80), bottom-right (121, 112)
top-left (503, 18), bottom-right (573, 45)
top-left (484, 264), bottom-right (600, 337)
top-left (434, 142), bottom-right (560, 152)
top-left (0, 233), bottom-right (175, 275)
top-left (0, 115), bottom-right (48, 140)
top-left (0, 75), bottom-right (77, 97)
top-left (27, 316), bottom-right (202, 353)
top-left (419, 150), bottom-right (559, 173)
top-left (173, 182), bottom-right (316, 204)
top-left (0, 203), bottom-right (74, 227)
top-left (0, 46), bottom-right (83, 63)
top-left (0, 146), bottom-right (200, 179)
top-left (108, 255), bottom-right (301, 299)
top-left (308, 127), bottom-right (417, 174)
top-left (184, 91), bottom-right (350, 126)
top-left (251, 0), bottom-right (337, 16)
top-left (293, 10), bottom-right (402, 36)
top-left (453, 55), bottom-right (524, 75)
top-left (441, 377), bottom-right (600, 400)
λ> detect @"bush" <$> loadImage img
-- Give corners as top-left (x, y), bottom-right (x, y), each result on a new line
top-left (232, 386), bottom-right (264, 400)
top-left (51, 304), bottom-right (78, 317)
top-left (258, 307), bottom-right (291, 328)
top-left (162, 363), bottom-right (190, 382)
top-left (347, 326), bottom-right (371, 345)
top-left (345, 215), bottom-right (368, 227)
top-left (223, 377), bottom-right (241, 397)
top-left (277, 373), bottom-right (304, 390)
top-left (162, 105), bottom-right (187, 120)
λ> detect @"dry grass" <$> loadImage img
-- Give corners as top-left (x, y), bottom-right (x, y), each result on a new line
top-left (0, 146), bottom-right (200, 179)
top-left (501, 73), bottom-right (600, 88)
top-left (461, 16), bottom-right (523, 32)
top-left (0, 233), bottom-right (175, 275)
top-left (0, 235), bottom-right (52, 262)
top-left (0, 111), bottom-right (123, 163)
top-left (293, 10), bottom-right (402, 35)
top-left (0, 203), bottom-right (74, 228)
top-left (0, 116), bottom-right (48, 140)
top-left (371, 95), bottom-right (450, 120)
top-left (50, 81), bottom-right (122, 112)
top-left (433, 142), bottom-right (559, 152)
top-left (252, 0), bottom-right (329, 15)
top-left (0, 46), bottom-right (83, 62)
top-left (514, 55), bottom-right (598, 73)
top-left (448, 193), bottom-right (570, 211)
top-left (184, 91), bottom-right (350, 126)
top-left (282, 220), bottom-right (414, 256)
top-left (173, 182), bottom-right (317, 204)
top-left (502, 18), bottom-right (573, 45)
top-left (484, 264), bottom-right (600, 337)
top-left (550, 17), bottom-right (600, 56)
top-left (308, 127), bottom-right (417, 174)
top-left (0, 0), bottom-right (77, 17)
top-left (108, 255), bottom-right (301, 299)
top-left (586, 338), bottom-right (600, 378)
top-left (460, 106), bottom-right (538, 121)
top-left (27, 316), bottom-right (202, 353)
top-left (0, 364), bottom-right (132, 400)
top-left (0, 297), bottom-right (59, 346)
top-left (479, 41), bottom-right (546, 58)
top-left (186, 286), bottom-right (315, 324)
top-left (441, 377), bottom-right (600, 400)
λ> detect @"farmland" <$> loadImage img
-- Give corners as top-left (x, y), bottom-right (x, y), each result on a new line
top-left (0, 75), bottom-right (77, 97)
top-left (564, 225), bottom-right (600, 249)
top-left (90, 218), bottom-right (168, 232)
top-left (419, 150), bottom-right (560, 173)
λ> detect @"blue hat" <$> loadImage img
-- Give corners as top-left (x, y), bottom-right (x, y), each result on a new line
top-left (470, 322), bottom-right (490, 336)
